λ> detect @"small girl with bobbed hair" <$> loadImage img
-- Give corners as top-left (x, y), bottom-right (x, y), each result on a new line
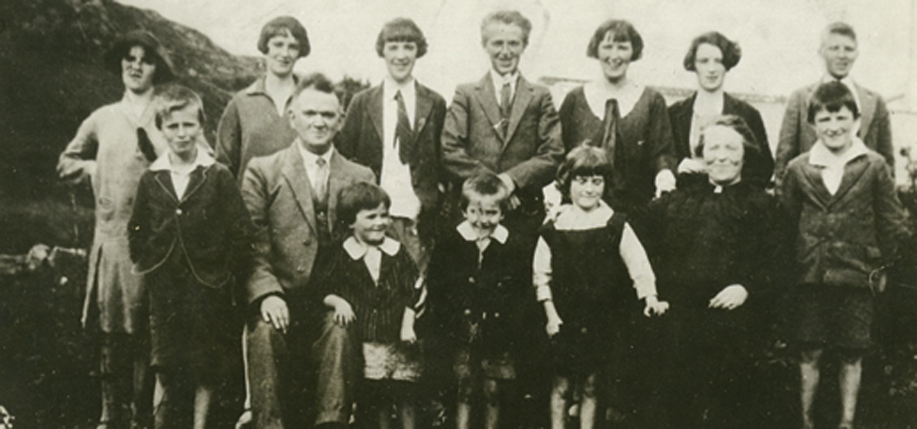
top-left (533, 144), bottom-right (668, 429)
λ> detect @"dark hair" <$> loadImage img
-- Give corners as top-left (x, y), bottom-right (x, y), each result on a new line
top-left (460, 173), bottom-right (510, 212)
top-left (154, 85), bottom-right (206, 129)
top-left (683, 31), bottom-right (741, 72)
top-left (806, 81), bottom-right (860, 124)
top-left (555, 144), bottom-right (613, 199)
top-left (695, 115), bottom-right (760, 161)
top-left (375, 18), bottom-right (428, 58)
top-left (292, 72), bottom-right (343, 104)
top-left (103, 30), bottom-right (175, 84)
top-left (480, 10), bottom-right (532, 46)
top-left (586, 19), bottom-right (643, 61)
top-left (823, 21), bottom-right (857, 44)
top-left (337, 182), bottom-right (391, 229)
top-left (258, 16), bottom-right (311, 58)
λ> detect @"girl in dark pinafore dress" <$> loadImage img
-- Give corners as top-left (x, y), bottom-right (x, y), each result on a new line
top-left (533, 145), bottom-right (668, 429)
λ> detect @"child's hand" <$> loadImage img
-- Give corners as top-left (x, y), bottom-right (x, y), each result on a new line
top-left (400, 325), bottom-right (417, 344)
top-left (332, 300), bottom-right (356, 327)
top-left (545, 315), bottom-right (563, 338)
top-left (643, 295), bottom-right (669, 317)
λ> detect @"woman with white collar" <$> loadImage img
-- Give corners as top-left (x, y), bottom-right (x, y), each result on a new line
top-left (558, 19), bottom-right (677, 212)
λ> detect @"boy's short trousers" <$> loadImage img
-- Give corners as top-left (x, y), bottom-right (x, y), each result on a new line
top-left (795, 283), bottom-right (874, 350)
top-left (363, 341), bottom-right (423, 382)
top-left (454, 346), bottom-right (516, 381)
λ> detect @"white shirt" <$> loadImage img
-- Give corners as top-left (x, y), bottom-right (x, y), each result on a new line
top-left (381, 77), bottom-right (422, 219)
top-left (489, 69), bottom-right (519, 107)
top-left (808, 136), bottom-right (869, 195)
top-left (296, 141), bottom-right (333, 192)
top-left (343, 236), bottom-right (401, 283)
top-left (149, 148), bottom-right (216, 199)
top-left (532, 201), bottom-right (658, 302)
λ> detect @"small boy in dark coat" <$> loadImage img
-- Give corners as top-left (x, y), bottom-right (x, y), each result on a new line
top-left (128, 85), bottom-right (254, 429)
top-left (780, 81), bottom-right (908, 429)
top-left (426, 173), bottom-right (533, 429)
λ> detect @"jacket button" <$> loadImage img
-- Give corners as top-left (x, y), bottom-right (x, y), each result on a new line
top-left (468, 276), bottom-right (475, 284)
top-left (463, 309), bottom-right (471, 316)
top-left (494, 312), bottom-right (500, 318)
top-left (175, 208), bottom-right (183, 215)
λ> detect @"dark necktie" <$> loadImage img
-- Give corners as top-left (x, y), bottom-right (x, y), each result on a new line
top-left (394, 90), bottom-right (414, 164)
top-left (499, 82), bottom-right (512, 137)
top-left (602, 98), bottom-right (620, 164)
top-left (313, 157), bottom-right (328, 204)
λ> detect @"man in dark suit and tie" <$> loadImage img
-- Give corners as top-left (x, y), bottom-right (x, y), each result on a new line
top-left (441, 9), bottom-right (564, 236)
top-left (241, 73), bottom-right (375, 429)
top-left (774, 21), bottom-right (894, 188)
top-left (338, 18), bottom-right (447, 270)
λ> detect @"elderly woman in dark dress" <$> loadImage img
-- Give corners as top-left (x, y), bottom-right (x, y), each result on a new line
top-left (668, 31), bottom-right (774, 189)
top-left (558, 19), bottom-right (677, 212)
top-left (647, 115), bottom-right (785, 428)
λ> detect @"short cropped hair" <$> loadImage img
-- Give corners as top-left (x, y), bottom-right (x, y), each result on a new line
top-left (683, 31), bottom-right (742, 72)
top-left (103, 31), bottom-right (176, 84)
top-left (806, 81), bottom-right (860, 124)
top-left (480, 10), bottom-right (532, 46)
top-left (375, 18), bottom-right (428, 58)
top-left (291, 72), bottom-right (343, 105)
top-left (460, 173), bottom-right (511, 212)
top-left (822, 21), bottom-right (857, 45)
top-left (695, 115), bottom-right (760, 160)
top-left (258, 16), bottom-right (311, 58)
top-left (337, 182), bottom-right (391, 229)
top-left (556, 144), bottom-right (614, 199)
top-left (154, 85), bottom-right (206, 129)
top-left (587, 19), bottom-right (644, 61)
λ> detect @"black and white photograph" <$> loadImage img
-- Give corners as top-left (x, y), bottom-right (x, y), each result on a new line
top-left (1, 0), bottom-right (917, 428)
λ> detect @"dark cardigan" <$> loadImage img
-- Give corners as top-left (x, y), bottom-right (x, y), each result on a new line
top-left (559, 86), bottom-right (677, 208)
top-left (128, 162), bottom-right (254, 288)
top-left (667, 92), bottom-right (774, 188)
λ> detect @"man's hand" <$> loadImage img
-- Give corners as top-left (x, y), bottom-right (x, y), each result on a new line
top-left (709, 285), bottom-right (749, 310)
top-left (677, 158), bottom-right (707, 175)
top-left (260, 295), bottom-right (290, 333)
top-left (497, 173), bottom-right (521, 210)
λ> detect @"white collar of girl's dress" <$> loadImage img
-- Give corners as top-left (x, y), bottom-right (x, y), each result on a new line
top-left (149, 147), bottom-right (215, 171)
top-left (343, 236), bottom-right (401, 260)
top-left (456, 221), bottom-right (509, 244)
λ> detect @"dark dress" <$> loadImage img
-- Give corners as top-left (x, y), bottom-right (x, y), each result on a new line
top-left (538, 214), bottom-right (632, 378)
top-left (558, 86), bottom-right (677, 211)
top-left (647, 180), bottom-right (786, 428)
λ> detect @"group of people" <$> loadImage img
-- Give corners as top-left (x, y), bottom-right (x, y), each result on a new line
top-left (57, 8), bottom-right (909, 429)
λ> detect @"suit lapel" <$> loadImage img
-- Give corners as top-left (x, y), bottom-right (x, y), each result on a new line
top-left (414, 83), bottom-right (433, 137)
top-left (855, 84), bottom-right (875, 138)
top-left (799, 161), bottom-right (832, 209)
top-left (827, 155), bottom-right (869, 208)
top-left (180, 166), bottom-right (208, 202)
top-left (473, 74), bottom-right (506, 142)
top-left (153, 171), bottom-right (179, 202)
top-left (327, 151), bottom-right (351, 234)
top-left (367, 85), bottom-right (386, 145)
top-left (672, 93), bottom-right (696, 157)
top-left (504, 77), bottom-right (533, 145)
top-left (280, 145), bottom-right (317, 233)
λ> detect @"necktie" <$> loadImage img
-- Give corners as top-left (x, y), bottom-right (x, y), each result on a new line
top-left (394, 90), bottom-right (414, 164)
top-left (313, 157), bottom-right (328, 204)
top-left (476, 236), bottom-right (491, 267)
top-left (602, 98), bottom-right (623, 188)
top-left (499, 82), bottom-right (512, 137)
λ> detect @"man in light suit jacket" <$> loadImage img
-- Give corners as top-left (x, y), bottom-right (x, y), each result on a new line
top-left (774, 22), bottom-right (894, 187)
top-left (338, 18), bottom-right (447, 270)
top-left (241, 73), bottom-right (375, 429)
top-left (441, 10), bottom-right (564, 236)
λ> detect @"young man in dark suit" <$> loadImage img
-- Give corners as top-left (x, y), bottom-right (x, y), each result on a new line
top-left (337, 18), bottom-right (447, 270)
top-left (441, 10), bottom-right (564, 237)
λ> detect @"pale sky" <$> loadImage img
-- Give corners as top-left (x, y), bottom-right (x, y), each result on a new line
top-left (121, 0), bottom-right (914, 101)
